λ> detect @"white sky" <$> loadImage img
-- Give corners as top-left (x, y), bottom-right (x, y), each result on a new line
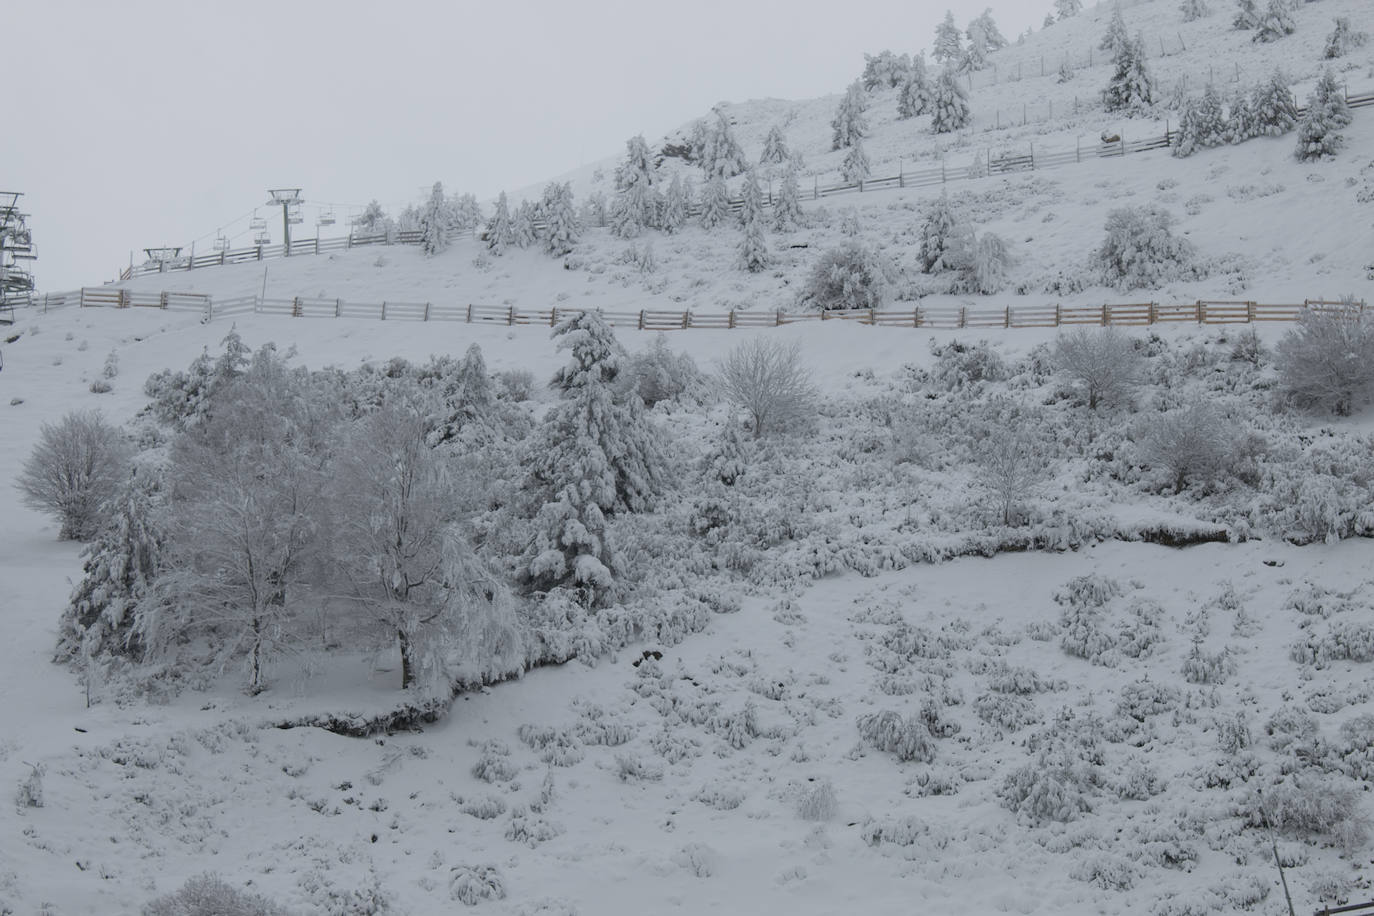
top-left (11, 0), bottom-right (1045, 291)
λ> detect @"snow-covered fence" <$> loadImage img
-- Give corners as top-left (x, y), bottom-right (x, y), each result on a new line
top-left (46, 288), bottom-right (1363, 332)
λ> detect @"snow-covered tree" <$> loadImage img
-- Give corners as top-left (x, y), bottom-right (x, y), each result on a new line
top-left (1325, 17), bottom-right (1368, 58)
top-left (1225, 87), bottom-right (1259, 144)
top-left (425, 343), bottom-right (497, 448)
top-left (485, 191), bottom-right (515, 254)
top-left (1173, 83), bottom-right (1228, 156)
top-left (523, 312), bottom-right (666, 601)
top-left (1251, 69), bottom-right (1299, 136)
top-left (1296, 69), bottom-right (1352, 161)
top-left (760, 125), bottom-right (790, 167)
top-left (933, 11), bottom-right (963, 64)
top-left (1044, 12), bottom-right (1057, 28)
top-left (354, 200), bottom-right (391, 238)
top-left (960, 23), bottom-right (991, 72)
top-left (449, 192), bottom-right (484, 231)
top-left (1276, 301), bottom-right (1374, 415)
top-left (1180, 0), bottom-right (1210, 22)
top-left (1054, 0), bottom-right (1083, 19)
top-left (840, 138), bottom-right (871, 185)
top-left (831, 80), bottom-right (869, 150)
top-left (1252, 0), bottom-right (1294, 43)
top-left (512, 200), bottom-right (538, 248)
top-left (700, 109), bottom-right (747, 180)
top-left (930, 65), bottom-right (971, 133)
top-left (1101, 5), bottom-right (1130, 54)
top-left (772, 163), bottom-right (804, 232)
top-left (1096, 205), bottom-right (1194, 290)
top-left (801, 241), bottom-right (891, 310)
top-left (1102, 34), bottom-right (1155, 114)
top-left (969, 232), bottom-right (1013, 294)
top-left (18, 410), bottom-right (131, 541)
top-left (661, 173), bottom-right (687, 233)
top-left (540, 182), bottom-right (580, 256)
top-left (919, 192), bottom-right (974, 274)
top-left (897, 55), bottom-right (932, 118)
top-left (610, 134), bottom-right (659, 238)
top-left (736, 169), bottom-right (770, 273)
top-left (718, 339), bottom-right (818, 438)
top-left (1053, 328), bottom-right (1143, 410)
top-left (419, 181), bottom-right (449, 256)
top-left (968, 8), bottom-right (1008, 51)
top-left (1233, 0), bottom-right (1260, 30)
top-left (1057, 59), bottom-right (1075, 83)
top-left (699, 176), bottom-right (732, 229)
top-left (861, 50), bottom-right (911, 89)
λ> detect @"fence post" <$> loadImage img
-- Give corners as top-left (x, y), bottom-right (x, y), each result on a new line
top-left (424, 302), bottom-right (430, 321)
top-left (728, 310), bottom-right (736, 329)
top-left (1004, 306), bottom-right (1010, 328)
top-left (821, 309), bottom-right (830, 321)
top-left (160, 291), bottom-right (168, 310)
top-left (912, 306), bottom-right (920, 328)
top-left (508, 305), bottom-right (515, 326)
top-left (335, 298), bottom-right (341, 318)
top-left (466, 303), bottom-right (473, 323)
top-left (1055, 303), bottom-right (1061, 326)
top-left (381, 301), bottom-right (387, 321)
top-left (120, 289), bottom-right (130, 309)
top-left (681, 311), bottom-right (689, 330)
top-left (1246, 301), bottom-right (1255, 323)
top-left (220, 250), bottom-right (226, 266)
top-left (867, 308), bottom-right (875, 325)
top-left (1196, 300), bottom-right (1204, 323)
top-left (257, 246), bottom-right (263, 261)
top-left (776, 310), bottom-right (783, 326)
top-left (813, 177), bottom-right (819, 200)
top-left (1149, 302), bottom-right (1158, 324)
top-left (292, 296), bottom-right (301, 318)
top-left (638, 309), bottom-right (645, 330)
top-left (550, 307), bottom-right (558, 327)
top-left (959, 306), bottom-right (967, 329)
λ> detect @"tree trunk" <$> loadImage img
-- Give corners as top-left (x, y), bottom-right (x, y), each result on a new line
top-left (249, 615), bottom-right (263, 695)
top-left (399, 628), bottom-right (414, 690)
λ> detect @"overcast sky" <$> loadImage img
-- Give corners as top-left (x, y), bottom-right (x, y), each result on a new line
top-left (12, 0), bottom-right (1045, 291)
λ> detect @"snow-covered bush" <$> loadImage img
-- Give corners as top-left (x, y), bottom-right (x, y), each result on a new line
top-left (974, 693), bottom-right (1040, 731)
top-left (1136, 402), bottom-right (1238, 491)
top-left (1325, 17), bottom-right (1368, 58)
top-left (674, 842), bottom-right (718, 878)
top-left (1095, 205), bottom-right (1195, 290)
top-left (17, 409), bottom-right (131, 541)
top-left (449, 865), bottom-right (506, 906)
top-left (967, 232), bottom-right (1013, 294)
top-left (1180, 0), bottom-right (1210, 22)
top-left (718, 338), bottom-right (819, 439)
top-left (505, 808), bottom-right (564, 847)
top-left (16, 762), bottom-right (43, 808)
top-left (1251, 0), bottom-right (1294, 43)
top-left (1053, 328), bottom-right (1142, 410)
top-left (800, 241), bottom-right (892, 311)
top-left (471, 741), bottom-right (517, 783)
top-left (614, 752), bottom-right (664, 782)
top-left (1116, 679), bottom-right (1182, 722)
top-left (858, 710), bottom-right (937, 762)
top-left (795, 778), bottom-right (837, 820)
top-left (1253, 777), bottom-right (1369, 850)
top-left (1292, 620), bottom-right (1374, 667)
top-left (1275, 302), bottom-right (1374, 415)
top-left (999, 749), bottom-right (1096, 824)
top-left (623, 334), bottom-right (703, 408)
top-left (1251, 69), bottom-right (1299, 137)
top-left (460, 795), bottom-right (507, 820)
top-left (144, 873), bottom-right (288, 916)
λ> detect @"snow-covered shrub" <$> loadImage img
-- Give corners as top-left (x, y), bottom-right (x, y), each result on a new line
top-left (974, 693), bottom-right (1040, 732)
top-left (986, 663), bottom-right (1048, 695)
top-left (1296, 70), bottom-right (1353, 161)
top-left (623, 335), bottom-right (703, 408)
top-left (460, 795), bottom-right (507, 820)
top-left (1292, 620), bottom-right (1374, 667)
top-left (649, 727), bottom-right (700, 763)
top-left (1182, 641), bottom-right (1235, 684)
top-left (1053, 328), bottom-right (1142, 409)
top-left (861, 814), bottom-right (931, 848)
top-left (1337, 714), bottom-right (1374, 781)
top-left (144, 873), bottom-right (288, 916)
top-left (1180, 0), bottom-right (1210, 22)
top-left (930, 339), bottom-right (1007, 390)
top-left (692, 782), bottom-right (746, 810)
top-left (794, 778), bottom-right (837, 821)
top-left (505, 809), bottom-right (564, 847)
top-left (800, 241), bottom-right (892, 311)
top-left (1263, 706), bottom-right (1319, 753)
top-left (929, 65), bottom-right (971, 132)
top-left (999, 749), bottom-right (1096, 824)
top-left (918, 193), bottom-right (973, 275)
top-left (1253, 777), bottom-right (1368, 850)
top-left (1275, 302), bottom-right (1374, 415)
top-left (1095, 205), bottom-right (1194, 290)
top-left (718, 338), bottom-right (819, 439)
top-left (614, 753), bottom-right (664, 782)
top-left (1071, 855), bottom-right (1138, 891)
top-left (1250, 69), bottom-right (1299, 137)
top-left (1116, 679), bottom-right (1182, 722)
top-left (1058, 579), bottom-right (1120, 664)
top-left (1118, 598), bottom-right (1165, 659)
top-left (449, 865), bottom-right (506, 906)
top-left (1251, 0), bottom-right (1294, 43)
top-left (494, 368), bottom-right (535, 402)
top-left (1325, 17), bottom-right (1368, 58)
top-left (967, 232), bottom-right (1013, 294)
top-left (17, 409), bottom-right (131, 541)
top-left (857, 710), bottom-right (937, 762)
top-left (674, 842), bottom-right (718, 878)
top-left (1233, 0), bottom-right (1260, 30)
top-left (16, 762), bottom-right (43, 808)
top-left (1136, 402), bottom-right (1238, 491)
top-left (1113, 759), bottom-right (1167, 800)
top-left (471, 741), bottom-right (517, 783)
top-left (708, 701), bottom-right (760, 750)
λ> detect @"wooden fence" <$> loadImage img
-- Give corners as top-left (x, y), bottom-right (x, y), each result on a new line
top-left (36, 287), bottom-right (1365, 332)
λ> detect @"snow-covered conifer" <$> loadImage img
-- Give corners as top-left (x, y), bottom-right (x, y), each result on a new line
top-left (933, 11), bottom-right (963, 64)
top-left (1173, 83), bottom-right (1228, 157)
top-left (354, 200), bottom-right (391, 238)
top-left (426, 343), bottom-right (496, 447)
top-left (1233, 0), bottom-right (1259, 30)
top-left (1325, 17), bottom-right (1368, 58)
top-left (969, 232), bottom-right (1013, 294)
top-left (930, 65), bottom-right (971, 133)
top-left (1102, 34), bottom-right (1155, 114)
top-left (1096, 205), bottom-right (1194, 290)
top-left (700, 109), bottom-right (747, 180)
top-left (840, 138), bottom-right (871, 185)
top-left (1100, 5), bottom-right (1130, 54)
top-left (1252, 0), bottom-right (1294, 43)
top-left (831, 81), bottom-right (869, 150)
top-left (485, 192), bottom-right (515, 254)
top-left (512, 200), bottom-right (538, 248)
top-left (419, 181), bottom-right (449, 256)
top-left (1225, 87), bottom-right (1259, 144)
top-left (897, 55), bottom-right (931, 118)
top-left (772, 163), bottom-right (804, 232)
top-left (969, 8), bottom-right (1008, 51)
top-left (801, 241), bottom-right (891, 310)
top-left (736, 169), bottom-right (770, 273)
top-left (1054, 0), bottom-right (1083, 19)
top-left (919, 193), bottom-right (974, 274)
top-left (1180, 0), bottom-right (1210, 22)
top-left (1057, 60), bottom-right (1075, 83)
top-left (760, 125), bottom-right (790, 166)
top-left (699, 176), bottom-right (732, 229)
top-left (1251, 69), bottom-right (1298, 136)
top-left (1296, 69), bottom-right (1352, 161)
top-left (449, 192), bottom-right (484, 231)
top-left (661, 173), bottom-right (686, 233)
top-left (540, 182), bottom-right (580, 256)
top-left (610, 134), bottom-right (659, 238)
top-left (960, 24), bottom-right (990, 72)
top-left (861, 50), bottom-right (911, 90)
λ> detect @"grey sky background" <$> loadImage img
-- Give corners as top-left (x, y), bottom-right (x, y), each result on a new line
top-left (12, 0), bottom-right (1045, 291)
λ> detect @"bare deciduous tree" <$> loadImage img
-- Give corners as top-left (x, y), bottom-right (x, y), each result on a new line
top-left (16, 409), bottom-right (130, 540)
top-left (1276, 301), bottom-right (1374, 415)
top-left (1053, 328), bottom-right (1142, 410)
top-left (718, 338), bottom-right (819, 438)
top-left (1137, 402), bottom-right (1238, 491)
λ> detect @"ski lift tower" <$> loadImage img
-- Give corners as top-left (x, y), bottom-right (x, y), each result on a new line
top-left (267, 188), bottom-right (303, 254)
top-left (0, 192), bottom-right (36, 319)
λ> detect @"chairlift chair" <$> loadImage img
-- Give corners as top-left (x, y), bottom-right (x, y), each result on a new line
top-left (253, 231), bottom-right (270, 245)
top-left (213, 234), bottom-right (229, 252)
top-left (317, 209), bottom-right (335, 227)
top-left (249, 213), bottom-right (267, 231)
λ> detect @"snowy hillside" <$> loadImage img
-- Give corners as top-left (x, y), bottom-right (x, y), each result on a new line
top-left (6, 1), bottom-right (1374, 915)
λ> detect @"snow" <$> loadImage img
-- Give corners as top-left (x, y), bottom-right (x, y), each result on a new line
top-left (6, 1), bottom-right (1374, 913)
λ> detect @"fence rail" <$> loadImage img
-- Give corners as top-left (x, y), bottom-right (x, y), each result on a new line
top-left (32, 287), bottom-right (1364, 332)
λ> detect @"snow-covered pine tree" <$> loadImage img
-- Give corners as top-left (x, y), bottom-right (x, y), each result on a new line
top-left (919, 193), bottom-right (974, 274)
top-left (512, 200), bottom-right (538, 248)
top-left (1252, 0), bottom-right (1294, 43)
top-left (1325, 17), bottom-right (1368, 58)
top-left (831, 80), bottom-right (869, 150)
top-left (449, 192), bottom-right (484, 231)
top-left (772, 162), bottom-right (804, 232)
top-left (897, 54), bottom-right (931, 118)
top-left (699, 176), bottom-right (731, 229)
top-left (700, 109), bottom-right (748, 180)
top-left (426, 343), bottom-right (496, 447)
top-left (840, 138), bottom-right (871, 185)
top-left (1054, 0), bottom-right (1083, 19)
top-left (969, 9), bottom-right (1008, 52)
top-left (960, 23), bottom-right (990, 72)
top-left (736, 169), bottom-right (770, 273)
top-left (1296, 69), bottom-right (1352, 161)
top-left (969, 232), bottom-right (1013, 294)
top-left (610, 134), bottom-right (659, 238)
top-left (930, 65), bottom-right (971, 133)
top-left (933, 11), bottom-right (963, 64)
top-left (1233, 0), bottom-right (1259, 30)
top-left (1057, 59), bottom-right (1075, 83)
top-left (1173, 83), bottom-right (1228, 157)
top-left (1100, 5), bottom-right (1130, 54)
top-left (1044, 12), bottom-right (1057, 28)
top-left (419, 181), bottom-right (449, 256)
top-left (524, 312), bottom-right (666, 601)
top-left (541, 182), bottom-right (580, 256)
top-left (760, 125), bottom-right (790, 167)
top-left (485, 191), bottom-right (515, 254)
top-left (1102, 34), bottom-right (1156, 114)
top-left (355, 200), bottom-right (390, 238)
top-left (1251, 69), bottom-right (1299, 136)
top-left (1180, 0), bottom-right (1210, 22)
top-left (861, 50), bottom-right (911, 90)
top-left (1225, 86), bottom-right (1259, 143)
top-left (661, 173), bottom-right (686, 233)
